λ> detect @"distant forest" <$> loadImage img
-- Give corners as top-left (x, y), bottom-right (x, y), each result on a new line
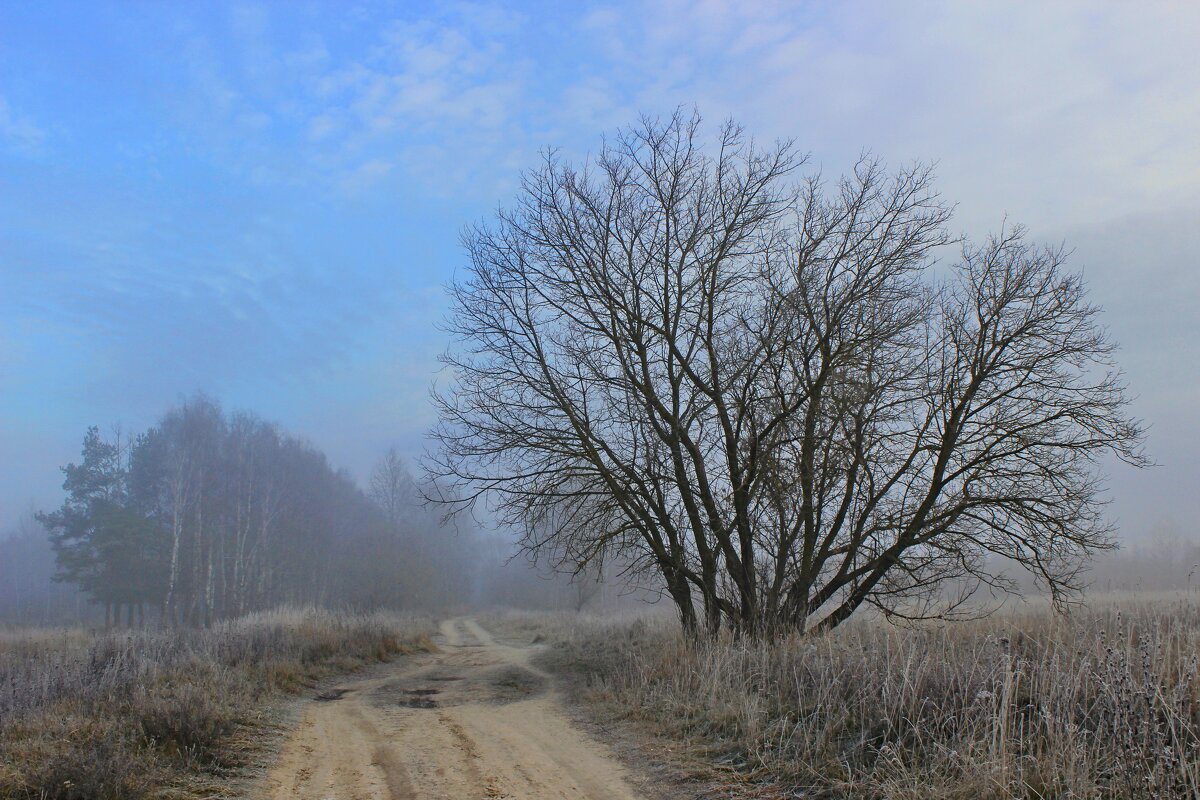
top-left (0, 396), bottom-right (626, 627)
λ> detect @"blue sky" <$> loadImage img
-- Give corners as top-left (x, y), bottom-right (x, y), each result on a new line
top-left (1, 1), bottom-right (1198, 542)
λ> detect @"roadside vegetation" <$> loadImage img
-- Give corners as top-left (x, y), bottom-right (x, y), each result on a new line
top-left (522, 593), bottom-right (1200, 799)
top-left (0, 609), bottom-right (434, 800)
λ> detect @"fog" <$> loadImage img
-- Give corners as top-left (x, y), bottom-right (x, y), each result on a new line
top-left (1, 2), bottom-right (1197, 623)
top-left (0, 401), bottom-right (653, 625)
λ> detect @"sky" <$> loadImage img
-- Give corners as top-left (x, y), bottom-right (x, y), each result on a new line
top-left (1, 0), bottom-right (1197, 544)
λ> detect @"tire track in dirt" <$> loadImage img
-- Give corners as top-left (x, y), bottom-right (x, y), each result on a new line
top-left (261, 617), bottom-right (643, 800)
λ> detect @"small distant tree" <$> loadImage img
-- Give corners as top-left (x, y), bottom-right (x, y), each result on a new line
top-left (369, 447), bottom-right (417, 531)
top-left (428, 110), bottom-right (1145, 637)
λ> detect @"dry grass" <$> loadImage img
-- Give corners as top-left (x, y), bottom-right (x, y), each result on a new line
top-left (528, 594), bottom-right (1200, 799)
top-left (0, 609), bottom-right (435, 800)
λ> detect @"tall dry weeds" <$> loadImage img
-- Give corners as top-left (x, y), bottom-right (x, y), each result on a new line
top-left (537, 595), bottom-right (1200, 799)
top-left (0, 609), bottom-right (434, 799)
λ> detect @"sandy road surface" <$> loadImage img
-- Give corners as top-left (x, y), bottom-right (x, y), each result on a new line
top-left (262, 617), bottom-right (644, 800)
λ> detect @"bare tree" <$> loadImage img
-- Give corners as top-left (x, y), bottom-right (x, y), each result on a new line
top-left (369, 447), bottom-right (416, 531)
top-left (428, 110), bottom-right (1145, 637)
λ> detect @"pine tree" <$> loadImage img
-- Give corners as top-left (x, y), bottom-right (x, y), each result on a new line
top-left (37, 427), bottom-right (165, 625)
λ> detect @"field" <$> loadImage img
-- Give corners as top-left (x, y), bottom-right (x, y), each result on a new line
top-left (0, 610), bottom-right (435, 799)
top-left (3, 596), bottom-right (1197, 799)
top-left (513, 593), bottom-right (1200, 799)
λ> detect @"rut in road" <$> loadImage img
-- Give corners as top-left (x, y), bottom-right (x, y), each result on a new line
top-left (263, 617), bottom-right (644, 800)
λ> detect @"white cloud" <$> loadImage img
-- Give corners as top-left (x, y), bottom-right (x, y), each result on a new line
top-left (155, 1), bottom-right (1200, 226)
top-left (338, 157), bottom-right (394, 193)
top-left (586, 0), bottom-right (1200, 234)
top-left (160, 2), bottom-right (539, 197)
top-left (0, 96), bottom-right (45, 154)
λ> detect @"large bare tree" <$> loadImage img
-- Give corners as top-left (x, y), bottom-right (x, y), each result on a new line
top-left (428, 111), bottom-right (1144, 636)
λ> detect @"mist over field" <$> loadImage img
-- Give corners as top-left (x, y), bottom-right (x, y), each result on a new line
top-left (2, 2), bottom-right (1197, 555)
top-left (1, 4), bottom-right (1199, 798)
top-left (1, 0), bottom-right (1197, 624)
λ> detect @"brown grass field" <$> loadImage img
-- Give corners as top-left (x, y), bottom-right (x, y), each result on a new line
top-left (0, 610), bottom-right (435, 799)
top-left (3, 595), bottom-right (1198, 799)
top-left (499, 592), bottom-right (1200, 799)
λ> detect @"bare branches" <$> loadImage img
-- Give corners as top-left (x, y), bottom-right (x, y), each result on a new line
top-left (427, 111), bottom-right (1145, 637)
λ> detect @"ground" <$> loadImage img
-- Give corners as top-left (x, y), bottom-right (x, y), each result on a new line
top-left (261, 617), bottom-right (646, 800)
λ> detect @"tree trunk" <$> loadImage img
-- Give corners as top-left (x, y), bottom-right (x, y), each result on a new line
top-left (665, 569), bottom-right (698, 635)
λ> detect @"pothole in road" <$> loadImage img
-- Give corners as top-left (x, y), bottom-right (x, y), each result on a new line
top-left (399, 688), bottom-right (440, 708)
top-left (369, 665), bottom-right (544, 710)
top-left (370, 678), bottom-right (455, 710)
top-left (401, 698), bottom-right (438, 708)
top-left (486, 666), bottom-right (545, 704)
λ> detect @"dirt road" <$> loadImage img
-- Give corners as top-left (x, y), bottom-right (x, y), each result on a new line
top-left (262, 617), bottom-right (644, 800)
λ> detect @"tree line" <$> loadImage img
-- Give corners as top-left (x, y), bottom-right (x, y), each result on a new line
top-left (37, 396), bottom-right (480, 627)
